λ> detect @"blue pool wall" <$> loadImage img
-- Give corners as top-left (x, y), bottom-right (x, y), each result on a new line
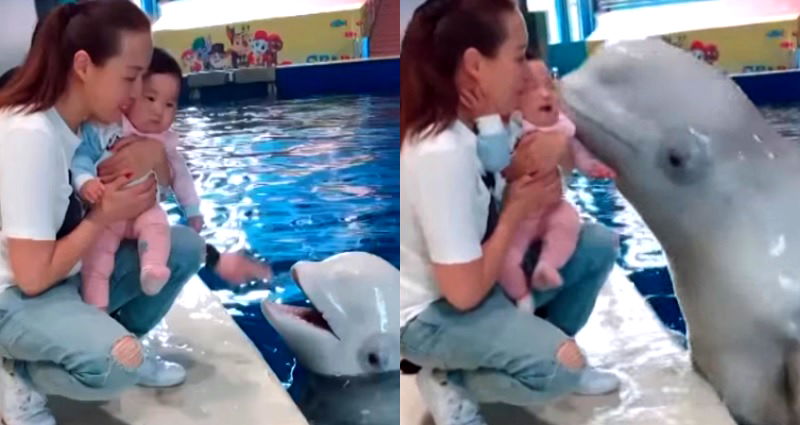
top-left (179, 57), bottom-right (399, 105)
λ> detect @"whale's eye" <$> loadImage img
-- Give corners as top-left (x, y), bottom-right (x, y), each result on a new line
top-left (668, 150), bottom-right (685, 167)
top-left (367, 353), bottom-right (380, 366)
top-left (657, 133), bottom-right (711, 185)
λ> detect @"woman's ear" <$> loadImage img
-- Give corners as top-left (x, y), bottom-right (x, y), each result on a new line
top-left (462, 47), bottom-right (483, 81)
top-left (72, 50), bottom-right (92, 83)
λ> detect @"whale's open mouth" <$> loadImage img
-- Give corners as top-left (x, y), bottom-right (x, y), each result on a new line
top-left (262, 268), bottom-right (339, 339)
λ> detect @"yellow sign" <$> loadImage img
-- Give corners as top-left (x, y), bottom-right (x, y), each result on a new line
top-left (588, 15), bottom-right (800, 74)
top-left (154, 7), bottom-right (366, 74)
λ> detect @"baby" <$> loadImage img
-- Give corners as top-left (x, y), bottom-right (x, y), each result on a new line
top-left (72, 48), bottom-right (203, 310)
top-left (474, 59), bottom-right (615, 313)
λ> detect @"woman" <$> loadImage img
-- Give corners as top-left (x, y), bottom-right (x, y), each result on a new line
top-left (400, 1), bottom-right (619, 424)
top-left (0, 2), bottom-right (204, 424)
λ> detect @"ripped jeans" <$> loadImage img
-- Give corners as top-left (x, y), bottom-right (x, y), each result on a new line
top-left (0, 226), bottom-right (203, 401)
top-left (400, 223), bottom-right (617, 405)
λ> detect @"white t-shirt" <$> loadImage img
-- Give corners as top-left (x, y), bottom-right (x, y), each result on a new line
top-left (0, 108), bottom-right (82, 293)
top-left (400, 120), bottom-right (493, 326)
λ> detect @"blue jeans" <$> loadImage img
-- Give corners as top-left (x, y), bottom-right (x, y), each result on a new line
top-left (0, 226), bottom-right (204, 401)
top-left (400, 223), bottom-right (617, 405)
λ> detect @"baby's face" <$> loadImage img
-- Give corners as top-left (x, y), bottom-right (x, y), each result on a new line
top-left (519, 61), bottom-right (559, 127)
top-left (126, 73), bottom-right (180, 134)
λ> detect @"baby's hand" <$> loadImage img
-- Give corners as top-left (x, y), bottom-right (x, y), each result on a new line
top-left (459, 85), bottom-right (497, 118)
top-left (587, 161), bottom-right (617, 180)
top-left (80, 179), bottom-right (106, 204)
top-left (188, 216), bottom-right (205, 233)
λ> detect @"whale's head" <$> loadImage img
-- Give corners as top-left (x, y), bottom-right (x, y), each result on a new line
top-left (561, 39), bottom-right (792, 245)
top-left (262, 252), bottom-right (399, 376)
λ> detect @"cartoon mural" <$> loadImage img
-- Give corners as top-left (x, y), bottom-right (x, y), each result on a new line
top-left (155, 7), bottom-right (366, 74)
top-left (591, 15), bottom-right (800, 75)
top-left (209, 43), bottom-right (232, 70)
top-left (181, 49), bottom-right (203, 72)
top-left (192, 36), bottom-right (212, 69)
top-left (227, 25), bottom-right (251, 68)
top-left (689, 40), bottom-right (720, 65)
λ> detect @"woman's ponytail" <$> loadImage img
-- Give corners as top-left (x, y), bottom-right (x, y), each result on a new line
top-left (0, 0), bottom-right (150, 114)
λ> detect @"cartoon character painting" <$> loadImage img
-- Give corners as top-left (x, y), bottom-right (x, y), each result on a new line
top-left (249, 30), bottom-right (270, 66)
top-left (265, 33), bottom-right (283, 67)
top-left (703, 44), bottom-right (719, 64)
top-left (192, 36), bottom-right (212, 70)
top-left (226, 25), bottom-right (251, 68)
top-left (689, 40), bottom-right (719, 65)
top-left (181, 49), bottom-right (203, 73)
top-left (209, 43), bottom-right (231, 70)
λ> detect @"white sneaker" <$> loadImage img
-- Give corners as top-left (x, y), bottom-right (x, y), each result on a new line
top-left (136, 349), bottom-right (186, 388)
top-left (416, 368), bottom-right (487, 425)
top-left (0, 360), bottom-right (55, 425)
top-left (574, 367), bottom-right (620, 396)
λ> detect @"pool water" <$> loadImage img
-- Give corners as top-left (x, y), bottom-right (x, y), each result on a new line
top-left (165, 95), bottom-right (399, 407)
top-left (565, 103), bottom-right (800, 341)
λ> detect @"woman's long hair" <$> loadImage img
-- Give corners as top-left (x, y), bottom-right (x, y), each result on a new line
top-left (0, 0), bottom-right (151, 113)
top-left (400, 0), bottom-right (518, 143)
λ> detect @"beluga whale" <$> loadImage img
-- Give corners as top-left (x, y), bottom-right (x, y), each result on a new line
top-left (262, 251), bottom-right (399, 424)
top-left (561, 38), bottom-right (800, 425)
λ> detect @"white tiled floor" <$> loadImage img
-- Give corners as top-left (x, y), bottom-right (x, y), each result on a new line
top-left (400, 267), bottom-right (737, 425)
top-left (2, 277), bottom-right (308, 425)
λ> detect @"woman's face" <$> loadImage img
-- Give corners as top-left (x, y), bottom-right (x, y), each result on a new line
top-left (468, 10), bottom-right (529, 116)
top-left (83, 30), bottom-right (153, 124)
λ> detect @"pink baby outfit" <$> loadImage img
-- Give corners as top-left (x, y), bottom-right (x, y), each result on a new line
top-left (499, 114), bottom-right (602, 311)
top-left (74, 116), bottom-right (200, 310)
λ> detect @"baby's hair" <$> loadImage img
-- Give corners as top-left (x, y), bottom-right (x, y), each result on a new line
top-left (525, 45), bottom-right (542, 61)
top-left (146, 47), bottom-right (183, 84)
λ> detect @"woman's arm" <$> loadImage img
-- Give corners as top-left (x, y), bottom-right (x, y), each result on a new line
top-left (97, 136), bottom-right (172, 184)
top-left (432, 211), bottom-right (520, 310)
top-left (432, 172), bottom-right (562, 310)
top-left (7, 176), bottom-right (158, 296)
top-left (413, 143), bottom-right (562, 311)
top-left (8, 218), bottom-right (103, 296)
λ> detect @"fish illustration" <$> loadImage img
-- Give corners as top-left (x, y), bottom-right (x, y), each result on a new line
top-left (767, 29), bottom-right (785, 38)
top-left (330, 19), bottom-right (347, 28)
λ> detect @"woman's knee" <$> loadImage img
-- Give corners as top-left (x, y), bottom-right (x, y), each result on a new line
top-left (72, 336), bottom-right (141, 390)
top-left (578, 223), bottom-right (618, 268)
top-left (167, 225), bottom-right (204, 275)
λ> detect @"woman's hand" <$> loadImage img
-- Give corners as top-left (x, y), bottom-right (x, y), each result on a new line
top-left (215, 253), bottom-right (274, 285)
top-left (88, 175), bottom-right (157, 225)
top-left (460, 85), bottom-right (498, 119)
top-left (502, 170), bottom-right (563, 225)
top-left (503, 130), bottom-right (570, 182)
top-left (98, 136), bottom-right (168, 183)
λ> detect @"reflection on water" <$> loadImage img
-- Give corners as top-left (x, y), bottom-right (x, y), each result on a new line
top-left (165, 95), bottom-right (399, 421)
top-left (565, 103), bottom-right (800, 336)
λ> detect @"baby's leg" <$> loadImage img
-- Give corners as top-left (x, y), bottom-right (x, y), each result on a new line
top-left (532, 202), bottom-right (581, 289)
top-left (81, 222), bottom-right (127, 310)
top-left (499, 218), bottom-right (540, 313)
top-left (132, 206), bottom-right (171, 295)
